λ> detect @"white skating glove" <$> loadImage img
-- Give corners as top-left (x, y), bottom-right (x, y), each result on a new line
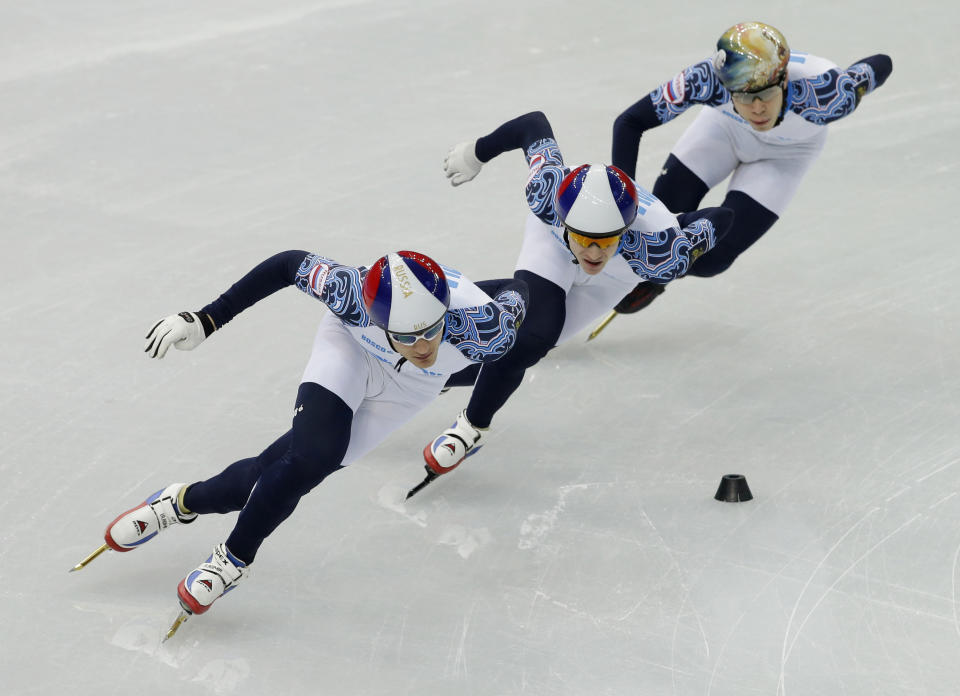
top-left (442, 141), bottom-right (482, 187)
top-left (144, 311), bottom-right (215, 359)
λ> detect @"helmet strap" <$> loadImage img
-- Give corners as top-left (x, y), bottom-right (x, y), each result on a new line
top-left (561, 227), bottom-right (579, 263)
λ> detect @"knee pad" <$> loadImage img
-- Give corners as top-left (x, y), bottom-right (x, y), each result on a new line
top-left (513, 330), bottom-right (555, 368)
top-left (272, 449), bottom-right (339, 497)
top-left (653, 154), bottom-right (709, 214)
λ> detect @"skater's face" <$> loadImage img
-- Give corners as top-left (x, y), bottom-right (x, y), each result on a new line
top-left (567, 232), bottom-right (621, 275)
top-left (731, 83), bottom-right (783, 131)
top-left (390, 321), bottom-right (444, 368)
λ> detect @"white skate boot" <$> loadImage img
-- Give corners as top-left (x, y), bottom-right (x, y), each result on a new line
top-left (177, 543), bottom-right (248, 615)
top-left (104, 483), bottom-right (197, 552)
top-left (423, 409), bottom-right (488, 475)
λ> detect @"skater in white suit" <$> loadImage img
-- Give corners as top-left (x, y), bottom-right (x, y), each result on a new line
top-left (420, 110), bottom-right (733, 477)
top-left (73, 249), bottom-right (526, 635)
top-left (598, 21), bottom-right (893, 323)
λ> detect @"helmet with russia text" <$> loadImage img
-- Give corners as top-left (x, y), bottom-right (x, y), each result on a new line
top-left (713, 22), bottom-right (790, 93)
top-left (362, 251), bottom-right (450, 334)
top-left (555, 164), bottom-right (639, 238)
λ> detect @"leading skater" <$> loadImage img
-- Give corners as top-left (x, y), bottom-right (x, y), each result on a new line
top-left (419, 110), bottom-right (733, 478)
top-left (73, 249), bottom-right (527, 634)
top-left (595, 21), bottom-right (892, 327)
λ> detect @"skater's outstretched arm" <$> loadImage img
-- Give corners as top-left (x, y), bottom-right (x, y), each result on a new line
top-left (788, 54), bottom-right (893, 125)
top-left (620, 206), bottom-right (733, 283)
top-left (612, 60), bottom-right (727, 178)
top-left (442, 111), bottom-right (556, 186)
top-left (144, 250), bottom-right (368, 359)
top-left (445, 276), bottom-right (528, 364)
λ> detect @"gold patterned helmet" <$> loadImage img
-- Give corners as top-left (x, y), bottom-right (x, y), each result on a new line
top-left (713, 22), bottom-right (790, 93)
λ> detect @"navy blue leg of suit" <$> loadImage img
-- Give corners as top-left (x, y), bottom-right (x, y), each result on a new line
top-left (653, 153), bottom-right (779, 278)
top-left (653, 153), bottom-right (711, 213)
top-left (686, 190), bottom-right (779, 277)
top-left (445, 271), bottom-right (566, 428)
top-left (182, 381), bottom-right (352, 564)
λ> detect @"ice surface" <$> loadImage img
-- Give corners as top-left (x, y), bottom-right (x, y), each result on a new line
top-left (2, 1), bottom-right (959, 694)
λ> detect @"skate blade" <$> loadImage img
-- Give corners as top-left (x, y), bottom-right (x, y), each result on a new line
top-left (586, 310), bottom-right (617, 341)
top-left (163, 610), bottom-right (191, 642)
top-left (69, 543), bottom-right (109, 572)
top-left (406, 470), bottom-right (439, 500)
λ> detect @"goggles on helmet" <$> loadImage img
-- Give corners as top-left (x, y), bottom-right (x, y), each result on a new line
top-left (389, 317), bottom-right (445, 346)
top-left (730, 83), bottom-right (782, 105)
top-left (566, 227), bottom-right (623, 250)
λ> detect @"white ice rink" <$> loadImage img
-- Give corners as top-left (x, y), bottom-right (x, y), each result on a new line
top-left (3, 1), bottom-right (959, 694)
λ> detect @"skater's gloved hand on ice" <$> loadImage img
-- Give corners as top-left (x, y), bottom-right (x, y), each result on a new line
top-left (442, 141), bottom-right (482, 186)
top-left (145, 311), bottom-right (216, 359)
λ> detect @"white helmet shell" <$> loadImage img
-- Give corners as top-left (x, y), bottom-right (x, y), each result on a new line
top-left (555, 164), bottom-right (639, 236)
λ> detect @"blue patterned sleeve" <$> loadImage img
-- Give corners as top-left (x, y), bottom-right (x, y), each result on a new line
top-left (619, 206), bottom-right (731, 281)
top-left (293, 254), bottom-right (370, 327)
top-left (444, 285), bottom-right (527, 364)
top-left (613, 60), bottom-right (728, 177)
top-left (648, 59), bottom-right (730, 123)
top-left (198, 250), bottom-right (371, 330)
top-left (523, 138), bottom-right (567, 227)
top-left (789, 55), bottom-right (892, 125)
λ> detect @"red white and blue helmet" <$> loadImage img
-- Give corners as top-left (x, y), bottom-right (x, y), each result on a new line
top-left (362, 251), bottom-right (450, 334)
top-left (556, 164), bottom-right (639, 237)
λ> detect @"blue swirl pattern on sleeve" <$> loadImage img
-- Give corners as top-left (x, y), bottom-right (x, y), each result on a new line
top-left (620, 218), bottom-right (717, 281)
top-left (789, 68), bottom-right (865, 124)
top-left (446, 291), bottom-right (524, 363)
top-left (523, 138), bottom-right (566, 227)
top-left (650, 60), bottom-right (729, 123)
top-left (496, 288), bottom-right (527, 326)
top-left (294, 254), bottom-right (370, 327)
top-left (847, 62), bottom-right (877, 94)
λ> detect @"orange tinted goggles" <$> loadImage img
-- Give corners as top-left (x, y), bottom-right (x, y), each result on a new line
top-left (566, 229), bottom-right (623, 250)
